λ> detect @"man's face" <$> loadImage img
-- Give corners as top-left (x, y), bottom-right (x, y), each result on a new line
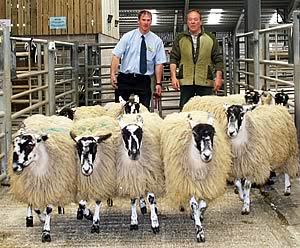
top-left (187, 11), bottom-right (202, 35)
top-left (138, 13), bottom-right (152, 33)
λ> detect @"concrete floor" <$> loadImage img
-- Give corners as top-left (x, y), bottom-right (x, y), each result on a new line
top-left (1, 175), bottom-right (300, 248)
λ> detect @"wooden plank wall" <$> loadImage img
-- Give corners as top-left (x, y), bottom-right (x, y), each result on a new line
top-left (0, 0), bottom-right (6, 19)
top-left (5, 0), bottom-right (103, 35)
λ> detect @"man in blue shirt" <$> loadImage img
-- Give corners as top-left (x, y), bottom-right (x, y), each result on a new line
top-left (110, 9), bottom-right (167, 109)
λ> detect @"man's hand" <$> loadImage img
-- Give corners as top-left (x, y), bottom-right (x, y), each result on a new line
top-left (155, 84), bottom-right (162, 96)
top-left (214, 77), bottom-right (222, 92)
top-left (111, 74), bottom-right (118, 89)
top-left (171, 77), bottom-right (180, 91)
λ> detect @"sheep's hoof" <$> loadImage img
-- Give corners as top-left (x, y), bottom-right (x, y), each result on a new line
top-left (130, 224), bottom-right (138, 230)
top-left (42, 230), bottom-right (51, 242)
top-left (26, 216), bottom-right (33, 227)
top-left (241, 209), bottom-right (250, 215)
top-left (91, 224), bottom-right (100, 233)
top-left (58, 206), bottom-right (64, 214)
top-left (140, 206), bottom-right (147, 215)
top-left (84, 211), bottom-right (93, 221)
top-left (234, 187), bottom-right (239, 194)
top-left (284, 191), bottom-right (291, 196)
top-left (77, 208), bottom-right (83, 220)
top-left (196, 226), bottom-right (205, 242)
top-left (179, 206), bottom-right (185, 212)
top-left (151, 226), bottom-right (160, 234)
top-left (107, 198), bottom-right (113, 207)
top-left (197, 235), bottom-right (205, 243)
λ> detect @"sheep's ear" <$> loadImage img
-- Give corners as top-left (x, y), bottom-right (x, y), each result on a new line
top-left (70, 131), bottom-right (79, 142)
top-left (242, 104), bottom-right (256, 113)
top-left (95, 133), bottom-right (112, 143)
top-left (134, 95), bottom-right (139, 103)
top-left (223, 103), bottom-right (230, 111)
top-left (117, 115), bottom-right (126, 129)
top-left (119, 96), bottom-right (126, 106)
top-left (136, 114), bottom-right (143, 127)
top-left (207, 112), bottom-right (214, 126)
top-left (187, 113), bottom-right (197, 128)
top-left (18, 122), bottom-right (26, 135)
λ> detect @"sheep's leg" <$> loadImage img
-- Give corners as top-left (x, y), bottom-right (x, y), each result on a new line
top-left (26, 204), bottom-right (33, 227)
top-left (57, 206), bottom-right (64, 214)
top-left (190, 196), bottom-right (205, 242)
top-left (107, 198), bottom-right (113, 207)
top-left (130, 198), bottom-right (138, 230)
top-left (34, 208), bottom-right (46, 223)
top-left (91, 200), bottom-right (101, 233)
top-left (139, 195), bottom-right (147, 214)
top-left (284, 173), bottom-right (291, 196)
top-left (235, 179), bottom-right (244, 201)
top-left (241, 179), bottom-right (251, 215)
top-left (198, 200), bottom-right (207, 222)
top-left (148, 192), bottom-right (159, 234)
top-left (41, 204), bottom-right (52, 242)
top-left (77, 200), bottom-right (93, 221)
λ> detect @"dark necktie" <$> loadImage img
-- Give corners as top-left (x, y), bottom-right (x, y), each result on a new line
top-left (140, 35), bottom-right (147, 74)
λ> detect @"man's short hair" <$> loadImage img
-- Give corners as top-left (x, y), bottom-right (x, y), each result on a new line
top-left (138, 9), bottom-right (152, 20)
top-left (187, 9), bottom-right (202, 20)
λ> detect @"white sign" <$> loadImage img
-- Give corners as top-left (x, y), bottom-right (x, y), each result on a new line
top-left (49, 16), bottom-right (67, 29)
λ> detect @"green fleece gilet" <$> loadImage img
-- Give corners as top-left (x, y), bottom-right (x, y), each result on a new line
top-left (170, 31), bottom-right (223, 87)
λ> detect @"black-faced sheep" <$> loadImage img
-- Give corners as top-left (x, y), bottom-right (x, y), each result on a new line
top-left (8, 114), bottom-right (77, 242)
top-left (225, 104), bottom-right (299, 215)
top-left (116, 113), bottom-right (164, 233)
top-left (160, 111), bottom-right (232, 242)
top-left (70, 116), bottom-right (119, 233)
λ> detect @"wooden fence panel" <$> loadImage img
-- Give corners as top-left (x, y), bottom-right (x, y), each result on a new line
top-left (6, 0), bottom-right (104, 35)
top-left (0, 0), bottom-right (6, 18)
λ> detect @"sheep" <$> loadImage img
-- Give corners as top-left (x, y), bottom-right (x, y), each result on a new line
top-left (70, 115), bottom-right (119, 233)
top-left (224, 104), bottom-right (299, 215)
top-left (160, 111), bottom-right (232, 242)
top-left (8, 114), bottom-right (77, 242)
top-left (182, 95), bottom-right (246, 129)
top-left (104, 94), bottom-right (149, 118)
top-left (116, 113), bottom-right (164, 233)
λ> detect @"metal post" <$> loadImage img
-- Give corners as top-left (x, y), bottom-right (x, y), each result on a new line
top-left (233, 34), bottom-right (240, 94)
top-left (253, 30), bottom-right (261, 90)
top-left (228, 37), bottom-right (233, 94)
top-left (183, 0), bottom-right (189, 32)
top-left (84, 44), bottom-right (89, 106)
top-left (222, 36), bottom-right (228, 95)
top-left (48, 42), bottom-right (56, 115)
top-left (173, 10), bottom-right (178, 37)
top-left (3, 25), bottom-right (11, 155)
top-left (72, 42), bottom-right (79, 106)
top-left (293, 11), bottom-right (300, 149)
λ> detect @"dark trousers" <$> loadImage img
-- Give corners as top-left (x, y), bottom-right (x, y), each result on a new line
top-left (115, 73), bottom-right (151, 109)
top-left (180, 85), bottom-right (213, 110)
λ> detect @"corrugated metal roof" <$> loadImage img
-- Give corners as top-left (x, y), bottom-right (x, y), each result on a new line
top-left (119, 0), bottom-right (300, 34)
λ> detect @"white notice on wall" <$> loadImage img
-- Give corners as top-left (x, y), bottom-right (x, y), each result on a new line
top-left (49, 17), bottom-right (67, 29)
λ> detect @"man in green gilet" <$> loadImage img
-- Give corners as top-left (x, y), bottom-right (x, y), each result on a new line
top-left (170, 9), bottom-right (223, 110)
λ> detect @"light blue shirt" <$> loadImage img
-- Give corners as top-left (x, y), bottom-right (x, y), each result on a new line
top-left (112, 29), bottom-right (167, 75)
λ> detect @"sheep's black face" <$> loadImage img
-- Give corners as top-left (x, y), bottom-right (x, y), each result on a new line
top-left (275, 91), bottom-right (289, 106)
top-left (121, 124), bottom-right (143, 161)
top-left (75, 134), bottom-right (112, 176)
top-left (12, 133), bottom-right (48, 173)
top-left (192, 124), bottom-right (215, 162)
top-left (124, 102), bottom-right (140, 114)
top-left (76, 137), bottom-right (97, 176)
top-left (244, 90), bottom-right (260, 104)
top-left (226, 105), bottom-right (246, 138)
